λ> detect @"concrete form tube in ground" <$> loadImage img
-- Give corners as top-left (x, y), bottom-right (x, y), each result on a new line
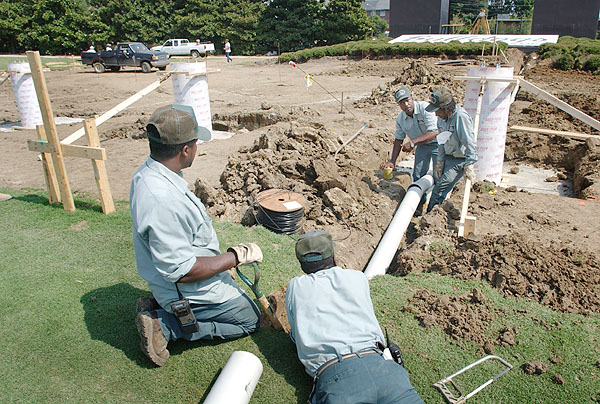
top-left (363, 175), bottom-right (434, 280)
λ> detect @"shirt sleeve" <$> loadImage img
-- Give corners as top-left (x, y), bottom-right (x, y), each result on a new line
top-left (142, 200), bottom-right (197, 283)
top-left (393, 114), bottom-right (406, 140)
top-left (285, 279), bottom-right (296, 343)
top-left (456, 112), bottom-right (478, 166)
top-left (423, 109), bottom-right (438, 132)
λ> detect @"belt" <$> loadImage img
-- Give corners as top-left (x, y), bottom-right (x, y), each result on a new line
top-left (315, 348), bottom-right (381, 378)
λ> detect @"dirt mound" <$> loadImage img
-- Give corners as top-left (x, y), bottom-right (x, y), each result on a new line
top-left (193, 118), bottom-right (411, 270)
top-left (354, 59), bottom-right (465, 108)
top-left (394, 204), bottom-right (600, 315)
top-left (403, 288), bottom-right (517, 351)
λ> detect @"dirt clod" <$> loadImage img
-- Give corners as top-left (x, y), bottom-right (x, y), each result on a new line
top-left (522, 361), bottom-right (549, 375)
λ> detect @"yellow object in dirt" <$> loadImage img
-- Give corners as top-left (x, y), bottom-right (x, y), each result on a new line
top-left (383, 167), bottom-right (393, 180)
top-left (488, 189), bottom-right (497, 196)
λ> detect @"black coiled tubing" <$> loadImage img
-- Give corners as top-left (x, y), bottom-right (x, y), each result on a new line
top-left (255, 204), bottom-right (304, 235)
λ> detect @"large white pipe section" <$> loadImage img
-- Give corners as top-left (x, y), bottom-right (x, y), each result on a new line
top-left (363, 175), bottom-right (434, 279)
top-left (203, 351), bottom-right (263, 404)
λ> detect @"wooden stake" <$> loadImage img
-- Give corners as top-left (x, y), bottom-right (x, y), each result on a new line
top-left (36, 125), bottom-right (60, 204)
top-left (83, 118), bottom-right (115, 214)
top-left (509, 125), bottom-right (595, 141)
top-left (458, 79), bottom-right (485, 238)
top-left (26, 51), bottom-right (75, 212)
top-left (519, 79), bottom-right (600, 131)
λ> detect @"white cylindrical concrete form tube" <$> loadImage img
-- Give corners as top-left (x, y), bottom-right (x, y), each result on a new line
top-left (8, 62), bottom-right (43, 128)
top-left (170, 62), bottom-right (213, 139)
top-left (203, 351), bottom-right (263, 404)
top-left (363, 175), bottom-right (434, 280)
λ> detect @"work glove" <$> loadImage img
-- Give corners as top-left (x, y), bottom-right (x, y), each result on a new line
top-left (228, 243), bottom-right (263, 266)
top-left (465, 164), bottom-right (476, 182)
top-left (435, 160), bottom-right (445, 179)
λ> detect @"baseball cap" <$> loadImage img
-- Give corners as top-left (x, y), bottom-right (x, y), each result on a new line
top-left (295, 230), bottom-right (334, 264)
top-left (425, 87), bottom-right (454, 112)
top-left (394, 86), bottom-right (411, 102)
top-left (146, 104), bottom-right (211, 144)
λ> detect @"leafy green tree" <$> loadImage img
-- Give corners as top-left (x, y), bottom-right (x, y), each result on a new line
top-left (90, 0), bottom-right (173, 48)
top-left (315, 0), bottom-right (374, 45)
top-left (174, 0), bottom-right (264, 55)
top-left (0, 0), bottom-right (33, 53)
top-left (18, 0), bottom-right (109, 54)
top-left (488, 0), bottom-right (534, 18)
top-left (370, 15), bottom-right (389, 38)
top-left (256, 0), bottom-right (321, 53)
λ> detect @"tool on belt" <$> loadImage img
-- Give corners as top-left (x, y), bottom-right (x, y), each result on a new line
top-left (236, 262), bottom-right (283, 331)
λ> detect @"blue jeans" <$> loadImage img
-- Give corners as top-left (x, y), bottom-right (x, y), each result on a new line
top-left (156, 293), bottom-right (260, 341)
top-left (427, 155), bottom-right (466, 212)
top-left (412, 142), bottom-right (438, 183)
top-left (225, 51), bottom-right (232, 63)
top-left (413, 142), bottom-right (438, 210)
top-left (315, 353), bottom-right (423, 404)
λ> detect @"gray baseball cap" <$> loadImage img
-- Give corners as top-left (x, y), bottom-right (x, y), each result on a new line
top-left (146, 104), bottom-right (211, 144)
top-left (295, 230), bottom-right (334, 264)
top-left (394, 86), bottom-right (411, 102)
top-left (425, 87), bottom-right (454, 112)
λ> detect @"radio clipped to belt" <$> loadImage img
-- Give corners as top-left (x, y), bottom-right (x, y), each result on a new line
top-left (378, 328), bottom-right (403, 366)
top-left (171, 283), bottom-right (199, 334)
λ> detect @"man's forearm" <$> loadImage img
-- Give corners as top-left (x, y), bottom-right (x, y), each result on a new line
top-left (390, 138), bottom-right (403, 164)
top-left (178, 252), bottom-right (237, 283)
top-left (412, 130), bottom-right (438, 146)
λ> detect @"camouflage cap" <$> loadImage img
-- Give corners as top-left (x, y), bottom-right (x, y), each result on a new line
top-left (425, 87), bottom-right (454, 112)
top-left (295, 230), bottom-right (334, 264)
top-left (394, 86), bottom-right (411, 102)
top-left (146, 104), bottom-right (211, 144)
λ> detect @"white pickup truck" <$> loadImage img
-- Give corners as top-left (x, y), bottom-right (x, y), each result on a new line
top-left (151, 39), bottom-right (215, 58)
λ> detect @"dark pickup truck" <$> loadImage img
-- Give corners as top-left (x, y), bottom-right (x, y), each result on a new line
top-left (80, 42), bottom-right (169, 73)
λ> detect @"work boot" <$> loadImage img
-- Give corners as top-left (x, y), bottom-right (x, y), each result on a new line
top-left (135, 296), bottom-right (160, 314)
top-left (136, 310), bottom-right (169, 366)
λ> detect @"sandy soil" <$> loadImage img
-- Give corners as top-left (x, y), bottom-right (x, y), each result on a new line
top-left (1, 53), bottom-right (599, 339)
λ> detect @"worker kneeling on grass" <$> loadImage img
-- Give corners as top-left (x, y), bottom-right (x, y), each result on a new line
top-left (286, 230), bottom-right (424, 404)
top-left (130, 104), bottom-right (261, 366)
top-left (426, 87), bottom-right (478, 212)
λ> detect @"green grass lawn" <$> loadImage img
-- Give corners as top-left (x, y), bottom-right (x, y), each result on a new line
top-left (0, 55), bottom-right (81, 71)
top-left (0, 187), bottom-right (598, 403)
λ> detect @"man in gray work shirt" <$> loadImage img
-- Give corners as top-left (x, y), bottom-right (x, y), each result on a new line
top-left (382, 86), bottom-right (438, 214)
top-left (286, 230), bottom-right (423, 404)
top-left (425, 87), bottom-right (478, 212)
top-left (130, 104), bottom-right (262, 366)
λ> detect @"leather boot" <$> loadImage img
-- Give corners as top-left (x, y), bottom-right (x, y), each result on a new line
top-left (136, 310), bottom-right (169, 366)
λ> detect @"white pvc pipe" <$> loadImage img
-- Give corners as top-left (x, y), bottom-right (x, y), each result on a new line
top-left (203, 351), bottom-right (263, 404)
top-left (363, 175), bottom-right (434, 279)
top-left (170, 62), bottom-right (213, 138)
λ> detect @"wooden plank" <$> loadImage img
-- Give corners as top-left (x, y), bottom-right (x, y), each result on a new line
top-left (27, 140), bottom-right (106, 160)
top-left (519, 79), bottom-right (600, 131)
top-left (454, 75), bottom-right (519, 83)
top-left (36, 125), bottom-right (60, 204)
top-left (26, 51), bottom-right (75, 212)
top-left (83, 119), bottom-right (115, 214)
top-left (464, 216), bottom-right (477, 238)
top-left (62, 74), bottom-right (170, 145)
top-left (458, 80), bottom-right (484, 238)
top-left (509, 125), bottom-right (596, 140)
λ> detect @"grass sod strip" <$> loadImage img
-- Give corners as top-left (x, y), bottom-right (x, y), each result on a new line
top-left (0, 187), bottom-right (598, 403)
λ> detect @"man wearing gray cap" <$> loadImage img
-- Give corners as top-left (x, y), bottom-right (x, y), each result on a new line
top-left (425, 87), bottom-right (477, 212)
top-left (286, 230), bottom-right (423, 404)
top-left (130, 104), bottom-right (262, 366)
top-left (383, 86), bottom-right (438, 214)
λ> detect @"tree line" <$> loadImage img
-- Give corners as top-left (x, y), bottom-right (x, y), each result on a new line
top-left (0, 0), bottom-right (377, 55)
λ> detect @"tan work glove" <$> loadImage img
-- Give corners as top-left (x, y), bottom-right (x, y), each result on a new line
top-left (435, 160), bottom-right (445, 179)
top-left (228, 243), bottom-right (263, 266)
top-left (464, 164), bottom-right (476, 182)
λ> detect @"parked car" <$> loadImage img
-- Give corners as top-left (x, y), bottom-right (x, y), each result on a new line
top-left (80, 42), bottom-right (169, 73)
top-left (151, 39), bottom-right (215, 58)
